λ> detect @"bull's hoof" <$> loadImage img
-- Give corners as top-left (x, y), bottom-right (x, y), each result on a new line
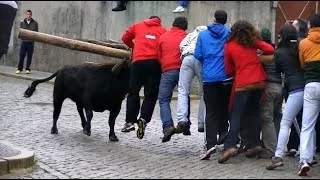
top-left (51, 128), bottom-right (58, 134)
top-left (83, 129), bottom-right (91, 136)
top-left (109, 135), bottom-right (119, 142)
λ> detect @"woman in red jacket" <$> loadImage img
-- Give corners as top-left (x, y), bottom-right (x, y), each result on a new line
top-left (218, 20), bottom-right (274, 163)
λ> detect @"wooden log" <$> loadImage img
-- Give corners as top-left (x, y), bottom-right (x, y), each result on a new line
top-left (18, 29), bottom-right (131, 59)
top-left (76, 38), bottom-right (129, 50)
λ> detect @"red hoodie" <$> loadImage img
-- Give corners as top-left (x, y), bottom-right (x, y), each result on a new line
top-left (224, 39), bottom-right (275, 112)
top-left (121, 18), bottom-right (167, 63)
top-left (158, 26), bottom-right (187, 72)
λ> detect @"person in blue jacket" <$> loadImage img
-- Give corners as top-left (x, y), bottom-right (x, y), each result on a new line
top-left (193, 9), bottom-right (233, 160)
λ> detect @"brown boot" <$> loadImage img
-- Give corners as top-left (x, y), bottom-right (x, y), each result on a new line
top-left (245, 146), bottom-right (263, 158)
top-left (218, 147), bottom-right (238, 163)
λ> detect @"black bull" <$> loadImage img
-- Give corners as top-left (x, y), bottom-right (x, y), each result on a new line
top-left (24, 60), bottom-right (130, 141)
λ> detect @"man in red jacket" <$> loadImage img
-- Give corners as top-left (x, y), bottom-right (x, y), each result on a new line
top-left (157, 17), bottom-right (188, 143)
top-left (121, 16), bottom-right (167, 139)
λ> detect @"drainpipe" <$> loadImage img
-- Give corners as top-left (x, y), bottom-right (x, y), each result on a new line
top-left (316, 1), bottom-right (318, 13)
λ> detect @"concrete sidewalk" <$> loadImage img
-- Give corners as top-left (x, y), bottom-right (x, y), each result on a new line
top-left (0, 65), bottom-right (200, 100)
top-left (0, 141), bottom-right (34, 175)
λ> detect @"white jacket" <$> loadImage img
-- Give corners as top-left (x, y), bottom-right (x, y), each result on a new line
top-left (179, 26), bottom-right (207, 60)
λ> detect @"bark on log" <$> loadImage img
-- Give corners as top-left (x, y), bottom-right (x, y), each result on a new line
top-left (76, 38), bottom-right (129, 50)
top-left (18, 29), bottom-right (131, 59)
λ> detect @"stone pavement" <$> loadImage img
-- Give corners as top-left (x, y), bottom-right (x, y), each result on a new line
top-left (0, 71), bottom-right (320, 179)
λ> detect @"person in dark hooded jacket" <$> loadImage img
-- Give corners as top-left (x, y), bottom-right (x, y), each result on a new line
top-left (194, 10), bottom-right (233, 160)
top-left (121, 16), bottom-right (167, 140)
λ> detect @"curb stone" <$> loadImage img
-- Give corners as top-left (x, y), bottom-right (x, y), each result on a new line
top-left (0, 141), bottom-right (35, 175)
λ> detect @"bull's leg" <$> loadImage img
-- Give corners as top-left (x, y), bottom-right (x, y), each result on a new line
top-left (83, 108), bottom-right (93, 136)
top-left (51, 98), bottom-right (64, 134)
top-left (109, 107), bottom-right (121, 142)
top-left (76, 104), bottom-right (87, 129)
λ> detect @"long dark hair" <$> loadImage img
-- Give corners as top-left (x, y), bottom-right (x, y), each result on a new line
top-left (228, 20), bottom-right (261, 48)
top-left (277, 24), bottom-right (298, 56)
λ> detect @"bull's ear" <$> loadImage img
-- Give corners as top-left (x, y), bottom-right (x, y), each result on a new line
top-left (112, 59), bottom-right (127, 74)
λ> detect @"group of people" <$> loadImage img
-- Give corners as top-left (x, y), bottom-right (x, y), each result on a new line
top-left (2, 1), bottom-right (320, 177)
top-left (119, 8), bottom-right (320, 176)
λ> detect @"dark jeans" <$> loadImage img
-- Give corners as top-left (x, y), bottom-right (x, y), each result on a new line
top-left (179, 1), bottom-right (188, 8)
top-left (158, 70), bottom-right (180, 129)
top-left (18, 42), bottom-right (34, 71)
top-left (224, 89), bottom-right (263, 150)
top-left (125, 60), bottom-right (161, 124)
top-left (0, 4), bottom-right (17, 57)
top-left (203, 81), bottom-right (232, 150)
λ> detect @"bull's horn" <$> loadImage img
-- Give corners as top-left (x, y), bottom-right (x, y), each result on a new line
top-left (112, 59), bottom-right (127, 73)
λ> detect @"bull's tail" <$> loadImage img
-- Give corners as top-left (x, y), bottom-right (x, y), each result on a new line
top-left (24, 71), bottom-right (59, 98)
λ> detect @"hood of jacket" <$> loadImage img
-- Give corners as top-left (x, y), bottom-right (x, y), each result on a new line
top-left (194, 25), bottom-right (207, 34)
top-left (307, 27), bottom-right (320, 43)
top-left (207, 23), bottom-right (229, 38)
top-left (143, 18), bottom-right (161, 27)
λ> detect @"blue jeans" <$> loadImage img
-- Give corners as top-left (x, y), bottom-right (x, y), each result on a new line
top-left (159, 70), bottom-right (180, 129)
top-left (179, 1), bottom-right (188, 8)
top-left (177, 55), bottom-right (205, 129)
top-left (300, 82), bottom-right (320, 163)
top-left (275, 90), bottom-right (304, 158)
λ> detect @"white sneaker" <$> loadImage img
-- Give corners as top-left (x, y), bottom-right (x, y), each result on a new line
top-left (173, 6), bottom-right (186, 13)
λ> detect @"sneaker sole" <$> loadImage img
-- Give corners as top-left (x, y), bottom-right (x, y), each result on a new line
top-left (266, 162), bottom-right (284, 170)
top-left (121, 127), bottom-right (135, 133)
top-left (200, 148), bottom-right (216, 160)
top-left (298, 166), bottom-right (310, 176)
top-left (137, 120), bottom-right (146, 139)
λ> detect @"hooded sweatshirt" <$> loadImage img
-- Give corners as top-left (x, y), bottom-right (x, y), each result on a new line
top-left (299, 27), bottom-right (320, 84)
top-left (179, 26), bottom-right (207, 60)
top-left (158, 26), bottom-right (187, 72)
top-left (122, 18), bottom-right (167, 63)
top-left (194, 23), bottom-right (231, 82)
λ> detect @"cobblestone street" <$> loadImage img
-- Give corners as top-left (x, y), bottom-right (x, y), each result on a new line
top-left (0, 75), bottom-right (319, 179)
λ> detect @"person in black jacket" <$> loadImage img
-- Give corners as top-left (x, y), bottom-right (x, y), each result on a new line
top-left (266, 23), bottom-right (306, 170)
top-left (258, 28), bottom-right (283, 159)
top-left (16, 9), bottom-right (38, 74)
top-left (112, 1), bottom-right (127, 12)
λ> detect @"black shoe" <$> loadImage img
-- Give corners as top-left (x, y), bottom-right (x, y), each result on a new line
top-left (136, 118), bottom-right (146, 139)
top-left (258, 149), bottom-right (273, 159)
top-left (175, 121), bottom-right (187, 134)
top-left (121, 122), bottom-right (135, 132)
top-left (217, 131), bottom-right (228, 145)
top-left (112, 5), bottom-right (126, 11)
top-left (198, 127), bottom-right (204, 133)
top-left (183, 128), bottom-right (191, 136)
top-left (162, 126), bottom-right (175, 143)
